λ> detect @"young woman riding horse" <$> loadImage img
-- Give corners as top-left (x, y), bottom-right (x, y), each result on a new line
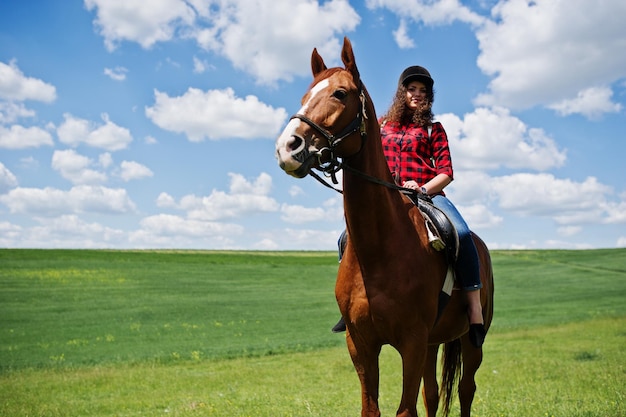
top-left (275, 37), bottom-right (493, 417)
top-left (332, 65), bottom-right (486, 349)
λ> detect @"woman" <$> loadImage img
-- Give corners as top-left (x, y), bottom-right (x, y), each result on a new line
top-left (333, 66), bottom-right (486, 348)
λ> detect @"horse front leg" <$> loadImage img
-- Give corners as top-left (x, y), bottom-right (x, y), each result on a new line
top-left (396, 339), bottom-right (428, 417)
top-left (346, 330), bottom-right (382, 417)
top-left (421, 344), bottom-right (440, 417)
top-left (459, 334), bottom-right (483, 417)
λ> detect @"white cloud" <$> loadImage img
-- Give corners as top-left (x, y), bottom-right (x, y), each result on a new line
top-left (50, 150), bottom-right (152, 185)
top-left (457, 203), bottom-right (502, 230)
top-left (103, 66), bottom-right (128, 81)
top-left (288, 185), bottom-right (304, 197)
top-left (51, 149), bottom-right (108, 185)
top-left (598, 200), bottom-right (626, 224)
top-left (0, 185), bottom-right (136, 216)
top-left (393, 19), bottom-right (414, 49)
top-left (159, 172), bottom-right (279, 221)
top-left (129, 214), bottom-right (244, 248)
top-left (192, 56), bottom-right (211, 74)
top-left (118, 160), bottom-right (154, 182)
top-left (191, 0), bottom-right (361, 84)
top-left (557, 226), bottom-right (581, 237)
top-left (86, 0), bottom-right (360, 84)
top-left (269, 227), bottom-right (343, 250)
top-left (184, 173), bottom-right (279, 220)
top-left (84, 0), bottom-right (195, 51)
top-left (99, 152), bottom-right (113, 168)
top-left (228, 172), bottom-right (272, 195)
top-left (490, 173), bottom-right (615, 225)
top-left (145, 87), bottom-right (287, 141)
top-left (37, 215), bottom-right (125, 242)
top-left (0, 102), bottom-right (35, 124)
top-left (439, 107), bottom-right (566, 171)
top-left (0, 162), bottom-right (18, 193)
top-left (280, 204), bottom-right (327, 224)
top-left (19, 156), bottom-right (38, 170)
top-left (367, 0), bottom-right (484, 50)
top-left (280, 196), bottom-right (343, 224)
top-left (474, 0), bottom-right (626, 114)
top-left (445, 170), bottom-right (493, 206)
top-left (137, 214), bottom-right (243, 237)
top-left (0, 221), bottom-right (22, 246)
top-left (548, 86), bottom-right (623, 119)
top-left (156, 192), bottom-right (176, 208)
top-left (0, 59), bottom-right (57, 102)
top-left (0, 124), bottom-right (54, 149)
top-left (252, 238), bottom-right (280, 250)
top-left (57, 113), bottom-right (133, 151)
top-left (0, 216), bottom-right (126, 249)
top-left (366, 0), bottom-right (484, 26)
top-left (453, 171), bottom-right (626, 240)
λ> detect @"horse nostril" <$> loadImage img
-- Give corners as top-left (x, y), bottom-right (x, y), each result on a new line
top-left (287, 135), bottom-right (305, 154)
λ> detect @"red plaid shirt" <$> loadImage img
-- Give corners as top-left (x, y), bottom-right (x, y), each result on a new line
top-left (381, 121), bottom-right (453, 195)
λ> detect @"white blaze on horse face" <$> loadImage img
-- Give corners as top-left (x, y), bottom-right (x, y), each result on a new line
top-left (275, 79), bottom-right (330, 170)
top-left (299, 78), bottom-right (329, 115)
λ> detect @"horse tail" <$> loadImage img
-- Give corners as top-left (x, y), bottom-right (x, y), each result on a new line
top-left (440, 338), bottom-right (462, 417)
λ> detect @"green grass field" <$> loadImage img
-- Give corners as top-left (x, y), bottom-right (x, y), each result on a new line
top-left (1, 249), bottom-right (625, 416)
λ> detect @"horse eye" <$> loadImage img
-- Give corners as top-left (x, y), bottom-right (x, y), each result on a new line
top-left (332, 90), bottom-right (347, 100)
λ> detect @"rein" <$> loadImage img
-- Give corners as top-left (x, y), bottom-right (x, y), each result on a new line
top-left (309, 160), bottom-right (423, 202)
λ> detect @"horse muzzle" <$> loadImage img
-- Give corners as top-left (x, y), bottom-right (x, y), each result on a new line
top-left (275, 133), bottom-right (318, 178)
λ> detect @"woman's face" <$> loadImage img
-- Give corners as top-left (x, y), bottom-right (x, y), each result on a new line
top-left (404, 80), bottom-right (428, 110)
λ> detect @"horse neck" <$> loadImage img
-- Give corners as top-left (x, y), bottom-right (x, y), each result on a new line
top-left (342, 100), bottom-right (419, 258)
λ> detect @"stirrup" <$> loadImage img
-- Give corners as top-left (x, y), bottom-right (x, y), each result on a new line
top-left (425, 219), bottom-right (445, 251)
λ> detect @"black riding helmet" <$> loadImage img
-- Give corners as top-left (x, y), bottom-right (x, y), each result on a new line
top-left (398, 66), bottom-right (434, 89)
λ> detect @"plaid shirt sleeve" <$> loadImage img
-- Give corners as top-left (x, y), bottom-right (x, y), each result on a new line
top-left (430, 122), bottom-right (454, 180)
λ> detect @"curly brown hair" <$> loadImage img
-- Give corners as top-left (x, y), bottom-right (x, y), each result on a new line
top-left (382, 84), bottom-right (435, 127)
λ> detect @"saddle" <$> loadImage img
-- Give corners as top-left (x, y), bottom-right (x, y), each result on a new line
top-left (407, 192), bottom-right (459, 265)
top-left (337, 192), bottom-right (459, 265)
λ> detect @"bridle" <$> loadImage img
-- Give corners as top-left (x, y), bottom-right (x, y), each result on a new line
top-left (288, 84), bottom-right (367, 181)
top-left (290, 81), bottom-right (421, 201)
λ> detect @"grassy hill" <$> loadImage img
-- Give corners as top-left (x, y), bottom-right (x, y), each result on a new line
top-left (1, 249), bottom-right (624, 416)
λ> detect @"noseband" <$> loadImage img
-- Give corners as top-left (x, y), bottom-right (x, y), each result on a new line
top-left (289, 87), bottom-right (368, 178)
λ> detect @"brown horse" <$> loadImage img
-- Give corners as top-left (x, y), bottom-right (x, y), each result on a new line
top-left (275, 37), bottom-right (493, 417)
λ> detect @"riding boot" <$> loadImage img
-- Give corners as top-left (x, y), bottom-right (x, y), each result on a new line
top-left (465, 289), bottom-right (485, 348)
top-left (331, 316), bottom-right (346, 333)
top-left (469, 323), bottom-right (486, 348)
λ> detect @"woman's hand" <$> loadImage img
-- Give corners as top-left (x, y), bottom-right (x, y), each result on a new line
top-left (402, 180), bottom-right (419, 190)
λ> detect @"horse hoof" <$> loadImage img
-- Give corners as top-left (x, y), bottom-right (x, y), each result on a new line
top-left (331, 317), bottom-right (346, 333)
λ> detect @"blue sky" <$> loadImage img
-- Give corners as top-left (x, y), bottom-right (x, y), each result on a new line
top-left (1, 0), bottom-right (625, 250)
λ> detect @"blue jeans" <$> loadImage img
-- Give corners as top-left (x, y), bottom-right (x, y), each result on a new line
top-left (431, 195), bottom-right (482, 291)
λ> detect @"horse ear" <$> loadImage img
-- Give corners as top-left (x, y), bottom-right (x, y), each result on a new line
top-left (341, 37), bottom-right (361, 85)
top-left (311, 48), bottom-right (327, 77)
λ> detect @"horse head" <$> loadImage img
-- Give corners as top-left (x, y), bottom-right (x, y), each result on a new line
top-left (275, 37), bottom-right (367, 178)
